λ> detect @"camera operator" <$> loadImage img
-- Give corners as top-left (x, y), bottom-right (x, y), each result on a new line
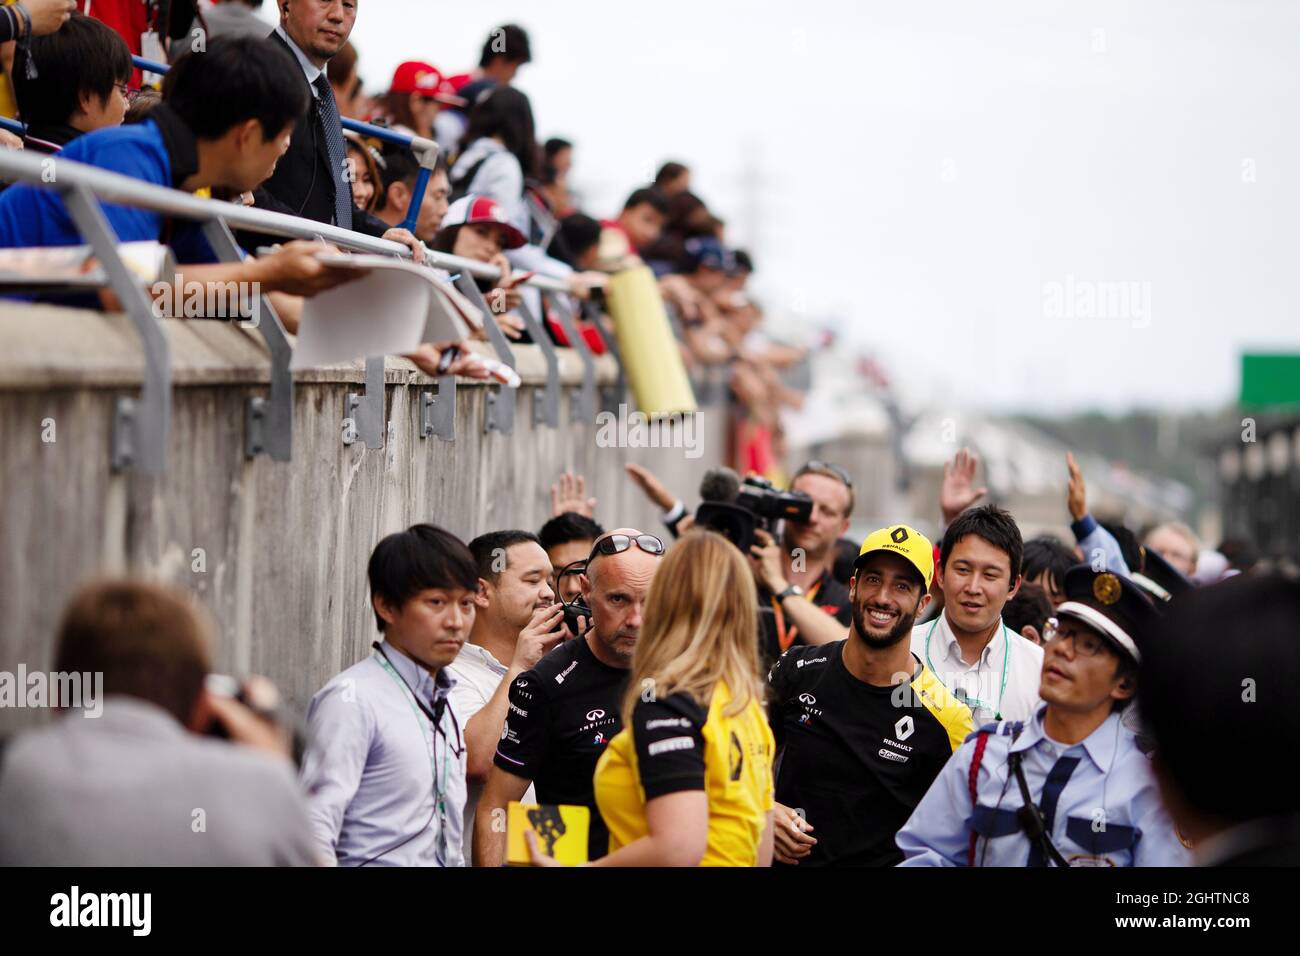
top-left (748, 462), bottom-right (855, 664)
top-left (0, 580), bottom-right (318, 866)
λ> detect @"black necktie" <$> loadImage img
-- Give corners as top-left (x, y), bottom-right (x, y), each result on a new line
top-left (312, 73), bottom-right (352, 231)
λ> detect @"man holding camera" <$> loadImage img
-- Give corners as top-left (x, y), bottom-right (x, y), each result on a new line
top-left (0, 580), bottom-right (317, 866)
top-left (448, 531), bottom-right (565, 851)
top-left (472, 529), bottom-right (663, 865)
top-left (749, 462), bottom-right (856, 665)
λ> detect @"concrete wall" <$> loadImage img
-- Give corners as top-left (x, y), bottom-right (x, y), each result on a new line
top-left (0, 303), bottom-right (725, 729)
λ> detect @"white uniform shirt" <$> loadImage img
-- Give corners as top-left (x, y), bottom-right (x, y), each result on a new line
top-left (446, 641), bottom-right (535, 859)
top-left (909, 613), bottom-right (1044, 726)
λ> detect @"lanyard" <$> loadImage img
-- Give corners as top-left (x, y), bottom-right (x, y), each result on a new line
top-left (373, 649), bottom-right (451, 865)
top-left (771, 580), bottom-right (823, 652)
top-left (924, 617), bottom-right (1011, 720)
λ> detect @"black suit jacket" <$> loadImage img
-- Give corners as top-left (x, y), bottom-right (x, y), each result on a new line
top-left (241, 30), bottom-right (388, 250)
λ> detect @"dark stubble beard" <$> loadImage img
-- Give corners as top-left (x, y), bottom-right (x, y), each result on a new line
top-left (852, 597), bottom-right (922, 651)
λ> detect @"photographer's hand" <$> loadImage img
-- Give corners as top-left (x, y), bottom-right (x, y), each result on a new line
top-left (511, 603), bottom-right (566, 673)
top-left (749, 528), bottom-right (788, 594)
top-left (197, 682), bottom-right (292, 762)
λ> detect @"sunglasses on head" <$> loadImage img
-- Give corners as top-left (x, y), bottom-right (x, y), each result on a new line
top-left (587, 533), bottom-right (665, 564)
top-left (796, 460), bottom-right (853, 488)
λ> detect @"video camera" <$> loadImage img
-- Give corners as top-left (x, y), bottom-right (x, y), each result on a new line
top-left (695, 470), bottom-right (813, 554)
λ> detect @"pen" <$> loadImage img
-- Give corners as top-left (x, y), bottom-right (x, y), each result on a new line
top-left (437, 346), bottom-right (460, 375)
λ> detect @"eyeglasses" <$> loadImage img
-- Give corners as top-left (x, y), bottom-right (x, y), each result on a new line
top-left (796, 460), bottom-right (853, 488)
top-left (1042, 618), bottom-right (1108, 657)
top-left (587, 533), bottom-right (665, 564)
top-left (116, 84), bottom-right (140, 104)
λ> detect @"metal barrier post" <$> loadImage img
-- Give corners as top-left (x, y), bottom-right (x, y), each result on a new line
top-left (451, 273), bottom-right (516, 435)
top-left (201, 219), bottom-right (294, 460)
top-left (583, 298), bottom-right (625, 414)
top-left (61, 182), bottom-right (171, 474)
top-left (345, 356), bottom-right (387, 449)
top-left (515, 297), bottom-right (560, 428)
top-left (546, 292), bottom-right (597, 424)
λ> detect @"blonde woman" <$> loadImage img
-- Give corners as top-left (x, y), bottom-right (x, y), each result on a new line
top-left (527, 531), bottom-right (775, 866)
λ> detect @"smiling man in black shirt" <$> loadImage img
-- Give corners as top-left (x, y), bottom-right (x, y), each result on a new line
top-left (769, 524), bottom-right (973, 866)
top-left (472, 529), bottom-right (663, 865)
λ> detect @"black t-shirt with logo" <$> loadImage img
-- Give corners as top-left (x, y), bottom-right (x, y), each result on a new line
top-left (495, 634), bottom-right (629, 859)
top-left (758, 568), bottom-right (852, 669)
top-left (768, 640), bottom-right (969, 866)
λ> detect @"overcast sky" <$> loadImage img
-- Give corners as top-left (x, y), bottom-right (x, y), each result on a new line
top-left (260, 0), bottom-right (1300, 414)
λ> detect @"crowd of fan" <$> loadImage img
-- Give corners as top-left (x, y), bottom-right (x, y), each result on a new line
top-left (0, 3), bottom-right (809, 462)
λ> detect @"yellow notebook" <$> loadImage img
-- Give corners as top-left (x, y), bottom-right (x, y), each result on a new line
top-left (506, 802), bottom-right (590, 866)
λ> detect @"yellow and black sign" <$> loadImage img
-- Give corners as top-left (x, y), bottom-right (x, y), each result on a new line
top-left (506, 802), bottom-right (591, 867)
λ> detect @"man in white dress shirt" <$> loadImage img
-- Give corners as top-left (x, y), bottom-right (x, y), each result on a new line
top-left (910, 505), bottom-right (1044, 724)
top-left (447, 530), bottom-right (565, 855)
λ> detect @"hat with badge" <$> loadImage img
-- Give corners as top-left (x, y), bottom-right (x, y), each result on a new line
top-left (853, 525), bottom-right (935, 589)
top-left (1055, 566), bottom-right (1159, 664)
top-left (1131, 545), bottom-right (1193, 603)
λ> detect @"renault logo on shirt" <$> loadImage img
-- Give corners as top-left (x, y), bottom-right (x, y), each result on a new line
top-left (895, 716), bottom-right (914, 741)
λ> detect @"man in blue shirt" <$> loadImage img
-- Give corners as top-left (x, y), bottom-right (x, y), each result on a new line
top-left (300, 524), bottom-right (477, 866)
top-left (897, 565), bottom-right (1191, 866)
top-left (0, 34), bottom-right (364, 303)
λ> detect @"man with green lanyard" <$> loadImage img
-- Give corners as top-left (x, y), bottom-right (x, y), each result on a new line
top-left (301, 524), bottom-right (478, 866)
top-left (909, 505), bottom-right (1044, 725)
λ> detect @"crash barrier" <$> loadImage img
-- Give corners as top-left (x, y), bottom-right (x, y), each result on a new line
top-left (0, 300), bottom-right (726, 728)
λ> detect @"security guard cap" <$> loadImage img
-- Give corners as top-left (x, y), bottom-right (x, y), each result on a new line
top-left (1056, 566), bottom-right (1158, 664)
top-left (1132, 545), bottom-right (1192, 603)
top-left (854, 525), bottom-right (935, 590)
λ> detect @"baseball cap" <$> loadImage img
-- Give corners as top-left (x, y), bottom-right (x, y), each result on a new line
top-left (439, 195), bottom-right (528, 249)
top-left (389, 61), bottom-right (467, 107)
top-left (680, 236), bottom-right (736, 274)
top-left (853, 525), bottom-right (935, 590)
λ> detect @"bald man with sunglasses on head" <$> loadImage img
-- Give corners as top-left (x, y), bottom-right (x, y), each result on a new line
top-left (472, 529), bottom-right (664, 865)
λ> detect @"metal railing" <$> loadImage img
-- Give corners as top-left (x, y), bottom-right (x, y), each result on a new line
top-left (0, 145), bottom-right (607, 474)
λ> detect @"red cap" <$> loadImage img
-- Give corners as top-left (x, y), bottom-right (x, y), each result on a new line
top-left (389, 61), bottom-right (466, 106)
top-left (439, 195), bottom-right (527, 249)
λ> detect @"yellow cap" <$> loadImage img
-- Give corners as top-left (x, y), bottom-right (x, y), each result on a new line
top-left (854, 525), bottom-right (935, 589)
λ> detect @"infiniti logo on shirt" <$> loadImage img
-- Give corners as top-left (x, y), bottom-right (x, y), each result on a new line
top-left (586, 709), bottom-right (605, 721)
top-left (798, 693), bottom-right (816, 705)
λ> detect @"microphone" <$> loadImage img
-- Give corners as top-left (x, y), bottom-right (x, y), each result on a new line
top-left (699, 466), bottom-right (740, 504)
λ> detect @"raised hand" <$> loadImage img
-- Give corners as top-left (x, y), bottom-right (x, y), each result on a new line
top-left (940, 447), bottom-right (987, 524)
top-left (1066, 452), bottom-right (1088, 521)
top-left (550, 471), bottom-right (596, 517)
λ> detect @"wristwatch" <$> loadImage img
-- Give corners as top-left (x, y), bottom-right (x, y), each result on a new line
top-left (776, 584), bottom-right (804, 606)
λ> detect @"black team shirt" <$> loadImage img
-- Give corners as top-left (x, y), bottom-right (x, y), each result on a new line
top-left (495, 634), bottom-right (629, 860)
top-left (768, 641), bottom-right (972, 866)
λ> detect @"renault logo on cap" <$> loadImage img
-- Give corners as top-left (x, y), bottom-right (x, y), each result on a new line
top-left (891, 527), bottom-right (909, 543)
